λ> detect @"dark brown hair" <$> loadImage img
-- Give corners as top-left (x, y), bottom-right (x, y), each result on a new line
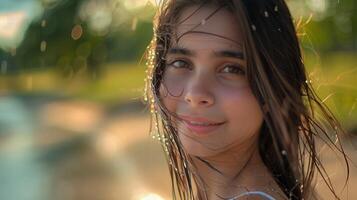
top-left (144, 0), bottom-right (350, 199)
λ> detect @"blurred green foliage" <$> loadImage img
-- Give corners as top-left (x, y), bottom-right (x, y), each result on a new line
top-left (0, 0), bottom-right (355, 75)
top-left (289, 0), bottom-right (356, 51)
top-left (303, 52), bottom-right (357, 130)
top-left (0, 0), bottom-right (154, 76)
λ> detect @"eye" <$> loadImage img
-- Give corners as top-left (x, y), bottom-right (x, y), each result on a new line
top-left (167, 59), bottom-right (190, 69)
top-left (221, 64), bottom-right (245, 75)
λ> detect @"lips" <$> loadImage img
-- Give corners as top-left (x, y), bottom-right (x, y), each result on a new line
top-left (178, 115), bottom-right (225, 135)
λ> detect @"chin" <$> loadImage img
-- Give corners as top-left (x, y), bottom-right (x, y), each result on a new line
top-left (178, 130), bottom-right (226, 158)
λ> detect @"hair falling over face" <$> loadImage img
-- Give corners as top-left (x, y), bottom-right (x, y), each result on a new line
top-left (144, 0), bottom-right (350, 199)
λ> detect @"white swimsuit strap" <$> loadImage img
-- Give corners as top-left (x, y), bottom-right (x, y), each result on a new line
top-left (229, 191), bottom-right (276, 200)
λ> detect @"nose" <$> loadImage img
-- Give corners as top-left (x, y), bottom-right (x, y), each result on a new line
top-left (184, 77), bottom-right (215, 107)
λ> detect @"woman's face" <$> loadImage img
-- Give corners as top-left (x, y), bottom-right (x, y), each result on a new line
top-left (160, 5), bottom-right (264, 158)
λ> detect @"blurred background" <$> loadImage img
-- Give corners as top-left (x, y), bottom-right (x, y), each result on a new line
top-left (0, 0), bottom-right (356, 199)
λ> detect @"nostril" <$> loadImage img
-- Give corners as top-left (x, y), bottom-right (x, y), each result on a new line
top-left (200, 100), bottom-right (208, 104)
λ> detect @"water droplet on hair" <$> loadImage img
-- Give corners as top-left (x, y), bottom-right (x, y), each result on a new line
top-left (281, 150), bottom-right (287, 155)
top-left (201, 19), bottom-right (206, 25)
top-left (274, 5), bottom-right (279, 12)
top-left (251, 24), bottom-right (256, 31)
top-left (264, 11), bottom-right (269, 17)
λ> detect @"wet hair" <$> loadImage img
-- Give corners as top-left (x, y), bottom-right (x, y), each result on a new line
top-left (144, 0), bottom-right (350, 199)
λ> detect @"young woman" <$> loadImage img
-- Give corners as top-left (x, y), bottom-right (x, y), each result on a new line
top-left (144, 0), bottom-right (350, 199)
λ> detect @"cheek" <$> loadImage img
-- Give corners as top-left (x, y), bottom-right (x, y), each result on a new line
top-left (219, 86), bottom-right (264, 134)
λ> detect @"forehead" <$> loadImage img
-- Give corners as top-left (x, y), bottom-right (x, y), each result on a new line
top-left (174, 4), bottom-right (243, 48)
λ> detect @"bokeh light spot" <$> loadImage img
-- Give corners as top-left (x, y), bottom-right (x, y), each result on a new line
top-left (139, 193), bottom-right (165, 200)
top-left (71, 24), bottom-right (83, 40)
top-left (40, 40), bottom-right (47, 52)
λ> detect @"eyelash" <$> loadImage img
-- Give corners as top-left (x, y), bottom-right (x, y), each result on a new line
top-left (221, 64), bottom-right (246, 75)
top-left (167, 60), bottom-right (245, 75)
top-left (167, 59), bottom-right (191, 69)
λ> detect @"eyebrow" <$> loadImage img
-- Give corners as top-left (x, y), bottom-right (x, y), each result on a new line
top-left (214, 50), bottom-right (244, 60)
top-left (167, 47), bottom-right (244, 60)
top-left (168, 47), bottom-right (195, 56)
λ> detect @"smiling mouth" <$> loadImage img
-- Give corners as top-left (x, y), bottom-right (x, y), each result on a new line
top-left (185, 120), bottom-right (224, 126)
top-left (183, 121), bottom-right (225, 135)
top-left (178, 115), bottom-right (226, 135)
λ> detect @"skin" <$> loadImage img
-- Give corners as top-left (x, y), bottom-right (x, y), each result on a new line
top-left (160, 4), bottom-right (286, 200)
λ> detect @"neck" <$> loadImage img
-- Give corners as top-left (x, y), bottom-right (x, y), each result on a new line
top-left (191, 139), bottom-right (280, 200)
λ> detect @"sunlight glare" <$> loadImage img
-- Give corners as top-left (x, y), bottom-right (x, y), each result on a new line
top-left (0, 11), bottom-right (26, 40)
top-left (139, 193), bottom-right (165, 200)
top-left (307, 0), bottom-right (328, 13)
top-left (123, 0), bottom-right (161, 9)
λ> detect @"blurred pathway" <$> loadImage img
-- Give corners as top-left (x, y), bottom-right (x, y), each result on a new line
top-left (0, 95), bottom-right (356, 199)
